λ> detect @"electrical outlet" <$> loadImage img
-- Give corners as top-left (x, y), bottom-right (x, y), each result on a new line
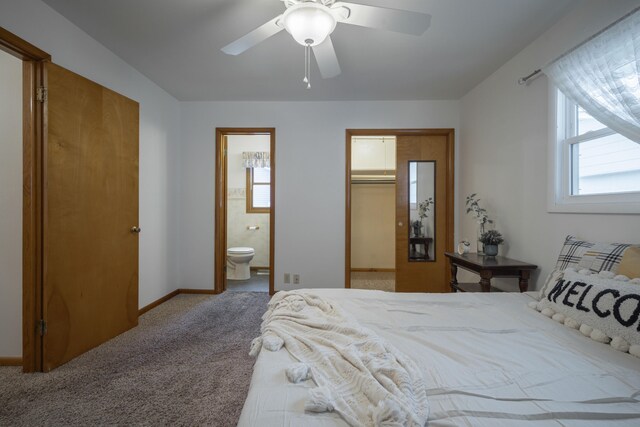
top-left (293, 274), bottom-right (300, 285)
top-left (284, 273), bottom-right (290, 284)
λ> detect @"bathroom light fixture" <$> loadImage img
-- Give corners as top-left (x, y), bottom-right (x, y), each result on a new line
top-left (283, 2), bottom-right (337, 89)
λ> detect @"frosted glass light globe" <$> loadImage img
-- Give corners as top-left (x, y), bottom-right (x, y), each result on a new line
top-left (282, 2), bottom-right (337, 46)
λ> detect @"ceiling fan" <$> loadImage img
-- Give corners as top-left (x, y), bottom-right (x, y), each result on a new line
top-left (221, 0), bottom-right (431, 88)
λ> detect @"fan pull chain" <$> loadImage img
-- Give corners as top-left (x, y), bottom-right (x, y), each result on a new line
top-left (303, 44), bottom-right (308, 85)
top-left (304, 40), bottom-right (312, 89)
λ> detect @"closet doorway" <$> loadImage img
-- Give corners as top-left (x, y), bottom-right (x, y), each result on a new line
top-left (345, 129), bottom-right (454, 293)
top-left (215, 129), bottom-right (275, 295)
top-left (348, 135), bottom-right (397, 291)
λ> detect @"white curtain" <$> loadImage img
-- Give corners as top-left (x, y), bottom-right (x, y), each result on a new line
top-left (242, 151), bottom-right (270, 168)
top-left (544, 8), bottom-right (640, 143)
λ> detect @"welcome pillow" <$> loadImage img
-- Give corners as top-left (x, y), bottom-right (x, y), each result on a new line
top-left (533, 269), bottom-right (640, 357)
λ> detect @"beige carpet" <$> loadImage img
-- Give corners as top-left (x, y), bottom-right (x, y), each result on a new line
top-left (350, 272), bottom-right (396, 292)
top-left (0, 291), bottom-right (269, 426)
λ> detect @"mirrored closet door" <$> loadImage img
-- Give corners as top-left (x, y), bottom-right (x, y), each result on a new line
top-left (346, 130), bottom-right (454, 293)
top-left (395, 134), bottom-right (453, 293)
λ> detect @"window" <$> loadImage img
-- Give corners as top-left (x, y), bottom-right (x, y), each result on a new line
top-left (409, 162), bottom-right (417, 208)
top-left (549, 89), bottom-right (640, 213)
top-left (246, 167), bottom-right (270, 213)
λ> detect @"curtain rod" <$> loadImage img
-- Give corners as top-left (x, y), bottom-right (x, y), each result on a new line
top-left (518, 69), bottom-right (542, 85)
top-left (517, 6), bottom-right (639, 86)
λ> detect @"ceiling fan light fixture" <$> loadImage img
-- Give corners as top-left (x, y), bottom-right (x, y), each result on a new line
top-left (282, 2), bottom-right (337, 47)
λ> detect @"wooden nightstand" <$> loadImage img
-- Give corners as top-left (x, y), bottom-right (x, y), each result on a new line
top-left (445, 252), bottom-right (537, 292)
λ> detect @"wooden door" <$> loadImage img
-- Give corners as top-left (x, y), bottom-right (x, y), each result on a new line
top-left (395, 132), bottom-right (454, 292)
top-left (43, 63), bottom-right (139, 371)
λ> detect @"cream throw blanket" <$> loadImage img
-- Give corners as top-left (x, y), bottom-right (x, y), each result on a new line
top-left (250, 291), bottom-right (429, 427)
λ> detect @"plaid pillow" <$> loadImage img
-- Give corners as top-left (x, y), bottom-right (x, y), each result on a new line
top-left (555, 236), bottom-right (594, 270)
top-left (539, 236), bottom-right (637, 299)
top-left (556, 235), bottom-right (632, 273)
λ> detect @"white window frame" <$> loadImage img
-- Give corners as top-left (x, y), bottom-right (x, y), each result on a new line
top-left (547, 86), bottom-right (640, 214)
top-left (409, 162), bottom-right (417, 209)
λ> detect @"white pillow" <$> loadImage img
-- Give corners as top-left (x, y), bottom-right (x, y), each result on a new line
top-left (532, 269), bottom-right (640, 357)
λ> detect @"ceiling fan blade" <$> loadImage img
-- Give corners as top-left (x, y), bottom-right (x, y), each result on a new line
top-left (332, 2), bottom-right (431, 36)
top-left (221, 15), bottom-right (284, 55)
top-left (312, 37), bottom-right (341, 79)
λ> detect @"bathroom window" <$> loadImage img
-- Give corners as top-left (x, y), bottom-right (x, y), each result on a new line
top-left (246, 167), bottom-right (270, 213)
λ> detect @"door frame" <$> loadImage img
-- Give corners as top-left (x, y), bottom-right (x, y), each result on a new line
top-left (215, 128), bottom-right (275, 295)
top-left (345, 129), bottom-right (455, 289)
top-left (0, 27), bottom-right (51, 372)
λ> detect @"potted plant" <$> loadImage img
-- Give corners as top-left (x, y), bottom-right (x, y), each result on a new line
top-left (479, 230), bottom-right (504, 256)
top-left (465, 194), bottom-right (494, 253)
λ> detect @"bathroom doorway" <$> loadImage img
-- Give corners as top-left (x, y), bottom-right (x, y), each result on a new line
top-left (215, 128), bottom-right (275, 295)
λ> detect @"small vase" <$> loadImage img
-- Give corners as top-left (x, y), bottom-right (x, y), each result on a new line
top-left (484, 244), bottom-right (498, 256)
top-left (412, 222), bottom-right (422, 237)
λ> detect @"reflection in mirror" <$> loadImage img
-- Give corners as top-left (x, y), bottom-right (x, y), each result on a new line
top-left (409, 161), bottom-right (435, 262)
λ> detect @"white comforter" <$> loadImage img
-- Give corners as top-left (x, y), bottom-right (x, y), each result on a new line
top-left (239, 290), bottom-right (640, 426)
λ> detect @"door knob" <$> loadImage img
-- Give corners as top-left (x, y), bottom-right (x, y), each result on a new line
top-left (398, 222), bottom-right (403, 227)
top-left (131, 226), bottom-right (141, 233)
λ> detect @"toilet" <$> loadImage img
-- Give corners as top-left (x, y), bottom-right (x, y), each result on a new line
top-left (227, 247), bottom-right (255, 280)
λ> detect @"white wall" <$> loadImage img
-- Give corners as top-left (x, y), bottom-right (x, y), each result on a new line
top-left (351, 184), bottom-right (395, 269)
top-left (459, 0), bottom-right (640, 290)
top-left (0, 50), bottom-right (23, 358)
top-left (179, 101), bottom-right (460, 291)
top-left (0, 0), bottom-right (182, 311)
top-left (351, 137), bottom-right (396, 172)
top-left (226, 135), bottom-right (270, 268)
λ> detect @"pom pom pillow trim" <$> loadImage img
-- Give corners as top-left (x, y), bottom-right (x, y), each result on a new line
top-left (533, 269), bottom-right (640, 358)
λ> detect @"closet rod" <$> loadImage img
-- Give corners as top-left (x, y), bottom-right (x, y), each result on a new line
top-left (351, 180), bottom-right (396, 185)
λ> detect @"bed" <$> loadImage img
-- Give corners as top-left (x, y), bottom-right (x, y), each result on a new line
top-left (238, 289), bottom-right (640, 426)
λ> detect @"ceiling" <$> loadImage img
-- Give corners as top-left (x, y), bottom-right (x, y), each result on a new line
top-left (41, 0), bottom-right (578, 101)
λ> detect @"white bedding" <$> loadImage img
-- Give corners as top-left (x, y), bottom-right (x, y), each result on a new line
top-left (238, 290), bottom-right (640, 426)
